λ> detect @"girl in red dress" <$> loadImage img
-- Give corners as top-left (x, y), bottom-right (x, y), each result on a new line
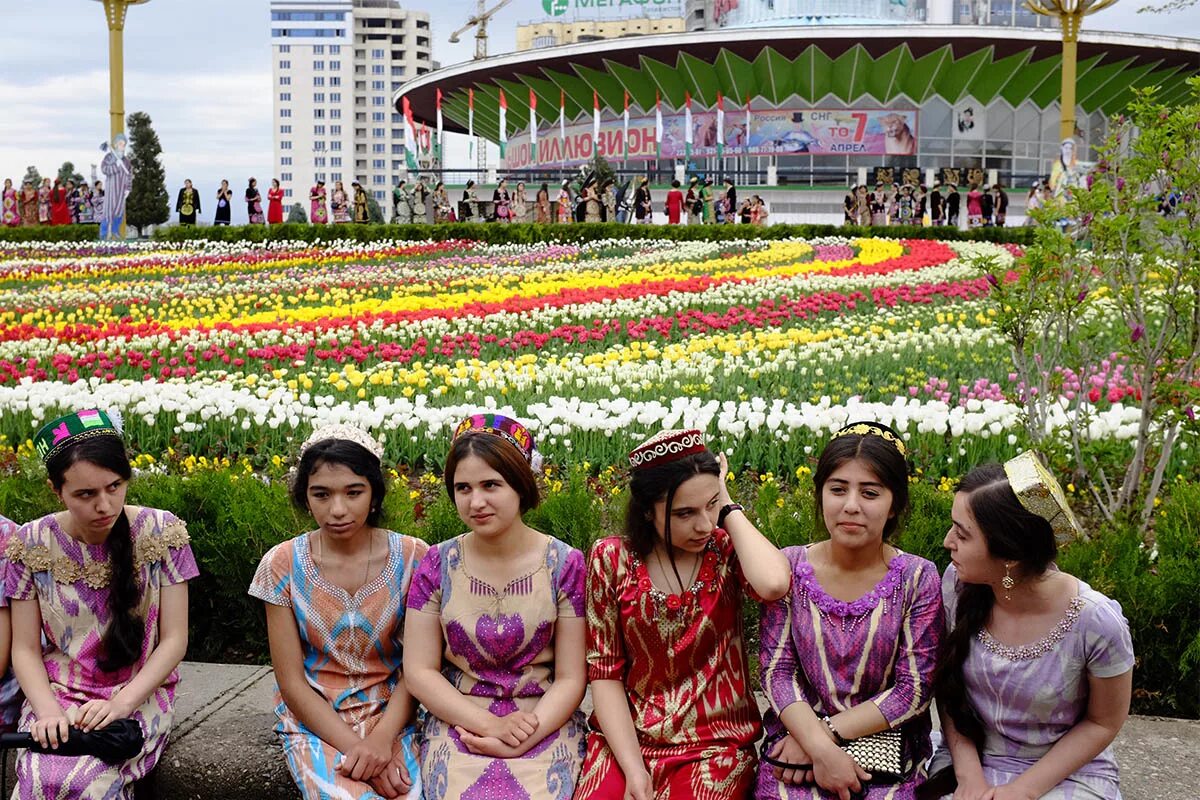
top-left (578, 430), bottom-right (791, 800)
top-left (49, 180), bottom-right (71, 225)
top-left (664, 181), bottom-right (684, 225)
top-left (267, 179), bottom-right (285, 225)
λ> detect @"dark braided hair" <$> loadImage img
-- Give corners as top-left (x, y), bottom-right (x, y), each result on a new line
top-left (932, 464), bottom-right (1058, 750)
top-left (47, 435), bottom-right (144, 672)
top-left (624, 450), bottom-right (720, 591)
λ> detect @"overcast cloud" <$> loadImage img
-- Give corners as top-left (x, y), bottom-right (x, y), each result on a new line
top-left (1, 0), bottom-right (1195, 224)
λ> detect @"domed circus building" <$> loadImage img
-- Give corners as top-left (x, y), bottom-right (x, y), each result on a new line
top-left (396, 6), bottom-right (1198, 185)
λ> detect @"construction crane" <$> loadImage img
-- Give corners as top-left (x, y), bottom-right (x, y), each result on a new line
top-left (449, 0), bottom-right (514, 60)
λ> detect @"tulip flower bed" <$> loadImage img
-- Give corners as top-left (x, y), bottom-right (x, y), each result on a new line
top-left (0, 235), bottom-right (1189, 480)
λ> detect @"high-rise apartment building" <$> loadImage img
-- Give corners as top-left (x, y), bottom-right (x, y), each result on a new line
top-left (515, 17), bottom-right (687, 51)
top-left (271, 0), bottom-right (433, 207)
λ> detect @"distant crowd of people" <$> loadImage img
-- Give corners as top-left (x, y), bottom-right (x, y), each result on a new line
top-left (842, 182), bottom-right (1012, 228)
top-left (2, 176), bottom-right (105, 228)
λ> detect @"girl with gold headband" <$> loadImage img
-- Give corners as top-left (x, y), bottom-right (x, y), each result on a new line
top-left (577, 429), bottom-right (791, 800)
top-left (927, 454), bottom-right (1133, 800)
top-left (250, 424), bottom-right (426, 799)
top-left (757, 422), bottom-right (943, 800)
top-left (404, 414), bottom-right (588, 798)
top-left (5, 409), bottom-right (198, 798)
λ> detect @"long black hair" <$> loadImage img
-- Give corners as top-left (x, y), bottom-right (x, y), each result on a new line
top-left (624, 450), bottom-right (720, 590)
top-left (933, 464), bottom-right (1058, 750)
top-left (290, 438), bottom-right (387, 527)
top-left (812, 425), bottom-right (910, 540)
top-left (47, 435), bottom-right (142, 672)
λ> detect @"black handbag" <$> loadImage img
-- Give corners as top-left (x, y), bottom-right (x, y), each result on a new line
top-left (760, 728), bottom-right (911, 784)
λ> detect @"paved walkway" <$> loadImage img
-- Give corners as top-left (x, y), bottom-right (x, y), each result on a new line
top-left (5, 661), bottom-right (1196, 797)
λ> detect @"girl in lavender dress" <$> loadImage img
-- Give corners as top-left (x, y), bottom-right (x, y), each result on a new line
top-left (757, 422), bottom-right (943, 800)
top-left (404, 414), bottom-right (587, 799)
top-left (928, 455), bottom-right (1133, 800)
top-left (0, 513), bottom-right (21, 732)
top-left (6, 409), bottom-right (197, 799)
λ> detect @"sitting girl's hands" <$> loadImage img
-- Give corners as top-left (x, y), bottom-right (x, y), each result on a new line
top-left (76, 695), bottom-right (134, 732)
top-left (810, 740), bottom-right (872, 800)
top-left (768, 734), bottom-right (814, 786)
top-left (621, 764), bottom-right (652, 800)
top-left (31, 713), bottom-right (71, 749)
top-left (338, 730), bottom-right (393, 781)
top-left (368, 741), bottom-right (414, 799)
top-left (484, 710), bottom-right (539, 747)
top-left (953, 774), bottom-right (995, 800)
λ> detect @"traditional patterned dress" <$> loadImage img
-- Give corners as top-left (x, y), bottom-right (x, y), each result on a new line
top-left (100, 151), bottom-right (133, 235)
top-left (536, 190), bottom-right (551, 223)
top-left (90, 189), bottom-right (106, 227)
top-left (4, 507), bottom-right (198, 799)
top-left (20, 188), bottom-right (39, 227)
top-left (757, 546), bottom-right (943, 800)
top-left (2, 186), bottom-right (19, 226)
top-left (556, 189), bottom-right (572, 223)
top-left (406, 534), bottom-right (588, 800)
top-left (511, 188), bottom-right (528, 223)
top-left (249, 531), bottom-right (428, 800)
top-left (247, 188), bottom-right (265, 224)
top-left (37, 184), bottom-right (52, 224)
top-left (578, 530), bottom-right (762, 800)
top-left (268, 187), bottom-right (285, 224)
top-left (394, 186), bottom-right (412, 224)
top-left (0, 515), bottom-right (24, 732)
top-left (311, 186), bottom-right (329, 225)
top-left (332, 189), bottom-right (350, 224)
top-left (927, 566), bottom-right (1134, 800)
top-left (354, 188), bottom-right (370, 223)
top-left (73, 188), bottom-right (93, 224)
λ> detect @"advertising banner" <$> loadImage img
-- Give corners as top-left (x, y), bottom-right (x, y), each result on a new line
top-left (503, 105), bottom-right (919, 168)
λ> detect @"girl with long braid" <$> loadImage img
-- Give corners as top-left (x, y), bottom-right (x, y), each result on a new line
top-left (4, 410), bottom-right (198, 798)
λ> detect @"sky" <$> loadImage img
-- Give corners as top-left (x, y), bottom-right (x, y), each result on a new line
top-left (1, 0), bottom-right (1196, 224)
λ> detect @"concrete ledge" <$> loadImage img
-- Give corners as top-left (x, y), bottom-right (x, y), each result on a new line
top-left (6, 662), bottom-right (1199, 799)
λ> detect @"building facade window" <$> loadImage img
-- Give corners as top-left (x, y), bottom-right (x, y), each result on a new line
top-left (281, 141), bottom-right (292, 150)
top-left (280, 92), bottom-right (291, 102)
top-left (280, 125), bottom-right (292, 134)
top-left (279, 60), bottom-right (291, 69)
top-left (280, 109), bottom-right (292, 118)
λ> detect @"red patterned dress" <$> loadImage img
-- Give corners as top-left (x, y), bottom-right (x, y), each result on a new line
top-left (578, 529), bottom-right (761, 800)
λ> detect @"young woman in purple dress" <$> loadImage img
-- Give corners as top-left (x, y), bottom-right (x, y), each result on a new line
top-left (757, 422), bottom-right (943, 800)
top-left (404, 414), bottom-right (587, 799)
top-left (929, 457), bottom-right (1133, 800)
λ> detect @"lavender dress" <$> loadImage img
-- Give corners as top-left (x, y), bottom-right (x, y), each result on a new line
top-left (929, 565), bottom-right (1134, 799)
top-left (406, 534), bottom-right (588, 800)
top-left (758, 546), bottom-right (943, 799)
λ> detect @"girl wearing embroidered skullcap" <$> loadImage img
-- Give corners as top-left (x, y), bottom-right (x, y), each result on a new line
top-left (757, 422), bottom-right (943, 800)
top-left (250, 424), bottom-right (426, 800)
top-left (926, 455), bottom-right (1132, 800)
top-left (404, 413), bottom-right (588, 798)
top-left (576, 429), bottom-right (791, 800)
top-left (5, 409), bottom-right (198, 798)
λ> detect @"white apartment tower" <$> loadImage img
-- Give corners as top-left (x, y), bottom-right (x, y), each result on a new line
top-left (271, 0), bottom-right (433, 208)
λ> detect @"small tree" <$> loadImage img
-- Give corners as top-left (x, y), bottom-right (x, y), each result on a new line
top-left (22, 166), bottom-right (42, 187)
top-left (57, 161), bottom-right (84, 185)
top-left (366, 196), bottom-right (385, 224)
top-left (125, 111), bottom-right (169, 236)
top-left (287, 203), bottom-right (307, 223)
top-left (990, 77), bottom-right (1200, 532)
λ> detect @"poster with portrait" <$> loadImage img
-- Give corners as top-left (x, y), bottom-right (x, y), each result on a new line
top-left (952, 100), bottom-right (986, 140)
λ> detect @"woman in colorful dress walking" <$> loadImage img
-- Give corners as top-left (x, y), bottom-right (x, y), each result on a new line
top-left (405, 414), bottom-right (588, 799)
top-left (251, 425), bottom-right (426, 799)
top-left (5, 409), bottom-right (198, 799)
top-left (577, 429), bottom-right (790, 800)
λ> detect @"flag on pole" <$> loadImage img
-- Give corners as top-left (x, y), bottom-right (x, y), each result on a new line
top-left (435, 88), bottom-right (443, 161)
top-left (468, 88), bottom-right (475, 161)
top-left (401, 96), bottom-right (418, 170)
top-left (498, 89), bottom-right (508, 160)
top-left (745, 94), bottom-right (752, 153)
top-left (684, 91), bottom-right (693, 162)
top-left (529, 88), bottom-right (538, 164)
top-left (655, 91), bottom-right (663, 160)
top-left (559, 89), bottom-right (566, 145)
top-left (716, 92), bottom-right (725, 158)
top-left (622, 90), bottom-right (630, 160)
top-left (592, 90), bottom-right (601, 156)
top-left (419, 121), bottom-right (429, 156)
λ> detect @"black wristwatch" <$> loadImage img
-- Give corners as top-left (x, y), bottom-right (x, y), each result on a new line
top-left (717, 503), bottom-right (744, 528)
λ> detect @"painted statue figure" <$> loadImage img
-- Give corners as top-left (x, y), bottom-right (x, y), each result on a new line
top-left (99, 133), bottom-right (134, 239)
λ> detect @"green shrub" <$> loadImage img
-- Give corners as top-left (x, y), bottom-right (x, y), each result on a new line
top-left (0, 224), bottom-right (101, 243)
top-left (151, 221), bottom-right (1034, 246)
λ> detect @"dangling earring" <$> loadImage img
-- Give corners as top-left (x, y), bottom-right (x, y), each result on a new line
top-left (1001, 562), bottom-right (1015, 601)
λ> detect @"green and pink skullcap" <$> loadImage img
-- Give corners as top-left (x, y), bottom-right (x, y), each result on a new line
top-left (33, 409), bottom-right (124, 465)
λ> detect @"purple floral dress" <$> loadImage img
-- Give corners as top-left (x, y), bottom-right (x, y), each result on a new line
top-left (758, 545), bottom-right (943, 799)
top-left (406, 534), bottom-right (588, 800)
top-left (4, 507), bottom-right (198, 799)
top-left (0, 514), bottom-right (24, 732)
top-left (928, 565), bottom-right (1134, 799)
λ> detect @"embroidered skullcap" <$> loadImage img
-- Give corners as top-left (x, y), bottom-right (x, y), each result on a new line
top-left (628, 429), bottom-right (707, 471)
top-left (1003, 450), bottom-right (1085, 543)
top-left (300, 423), bottom-right (385, 462)
top-left (34, 409), bottom-right (124, 465)
top-left (830, 421), bottom-right (907, 457)
top-left (454, 413), bottom-right (538, 466)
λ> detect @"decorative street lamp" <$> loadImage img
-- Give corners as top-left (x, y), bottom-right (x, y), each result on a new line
top-left (1026, 0), bottom-right (1119, 142)
top-left (92, 0), bottom-right (152, 143)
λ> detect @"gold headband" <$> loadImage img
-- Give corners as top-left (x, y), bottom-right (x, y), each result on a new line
top-left (831, 421), bottom-right (907, 457)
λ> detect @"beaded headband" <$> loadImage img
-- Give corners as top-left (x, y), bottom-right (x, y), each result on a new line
top-left (831, 421), bottom-right (907, 457)
top-left (454, 414), bottom-right (538, 466)
top-left (300, 423), bottom-right (385, 462)
top-left (1003, 450), bottom-right (1086, 543)
top-left (628, 429), bottom-right (707, 471)
top-left (34, 409), bottom-right (124, 465)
